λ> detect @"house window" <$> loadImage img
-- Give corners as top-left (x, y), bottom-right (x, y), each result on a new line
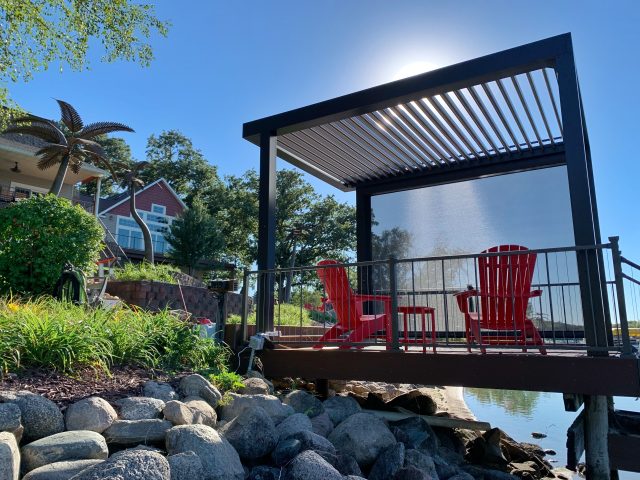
top-left (151, 204), bottom-right (166, 215)
top-left (116, 210), bottom-right (173, 254)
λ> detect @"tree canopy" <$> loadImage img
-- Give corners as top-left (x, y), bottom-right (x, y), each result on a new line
top-left (0, 0), bottom-right (169, 123)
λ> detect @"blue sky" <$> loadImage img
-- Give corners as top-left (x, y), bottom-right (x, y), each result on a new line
top-left (7, 0), bottom-right (640, 257)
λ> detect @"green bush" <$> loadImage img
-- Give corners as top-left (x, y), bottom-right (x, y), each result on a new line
top-left (227, 302), bottom-right (313, 326)
top-left (0, 195), bottom-right (103, 295)
top-left (210, 370), bottom-right (244, 392)
top-left (113, 262), bottom-right (180, 283)
top-left (0, 297), bottom-right (232, 375)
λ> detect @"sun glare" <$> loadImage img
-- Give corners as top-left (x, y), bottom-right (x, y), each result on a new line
top-left (392, 61), bottom-right (440, 81)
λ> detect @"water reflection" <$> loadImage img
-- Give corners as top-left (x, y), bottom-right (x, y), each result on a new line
top-left (465, 388), bottom-right (542, 419)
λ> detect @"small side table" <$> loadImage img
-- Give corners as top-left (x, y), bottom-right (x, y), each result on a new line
top-left (396, 306), bottom-right (437, 353)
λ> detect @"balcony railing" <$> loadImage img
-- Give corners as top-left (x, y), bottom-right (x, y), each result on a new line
top-left (115, 232), bottom-right (168, 255)
top-left (240, 238), bottom-right (637, 356)
top-left (0, 188), bottom-right (95, 213)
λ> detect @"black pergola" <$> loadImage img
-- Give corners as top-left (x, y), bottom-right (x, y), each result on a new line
top-left (243, 33), bottom-right (609, 350)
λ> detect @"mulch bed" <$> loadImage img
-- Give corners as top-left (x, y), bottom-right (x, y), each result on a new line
top-left (0, 367), bottom-right (189, 410)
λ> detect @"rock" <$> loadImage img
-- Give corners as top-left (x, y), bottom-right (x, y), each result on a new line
top-left (0, 403), bottom-right (22, 443)
top-left (165, 424), bottom-right (244, 480)
top-left (115, 397), bottom-right (165, 420)
top-left (22, 460), bottom-right (103, 480)
top-left (144, 381), bottom-right (178, 402)
top-left (68, 449), bottom-right (170, 480)
top-left (530, 432), bottom-right (546, 439)
top-left (20, 431), bottom-right (108, 473)
top-left (249, 465), bottom-right (281, 480)
top-left (0, 431), bottom-right (19, 480)
top-left (404, 449), bottom-right (438, 479)
top-left (310, 412), bottom-right (333, 437)
top-left (240, 377), bottom-right (271, 395)
top-left (433, 453), bottom-right (459, 479)
top-left (168, 451), bottom-right (204, 480)
top-left (219, 393), bottom-right (293, 424)
top-left (393, 466), bottom-right (434, 480)
top-left (283, 390), bottom-right (324, 417)
top-left (291, 430), bottom-right (336, 455)
top-left (369, 442), bottom-right (405, 480)
top-left (447, 473), bottom-right (476, 480)
top-left (163, 401), bottom-right (197, 426)
top-left (0, 391), bottom-right (64, 442)
top-left (178, 374), bottom-right (221, 408)
top-left (182, 397), bottom-right (216, 427)
top-left (103, 419), bottom-right (172, 446)
top-left (272, 438), bottom-right (302, 466)
top-left (218, 406), bottom-right (277, 461)
top-left (276, 413), bottom-right (313, 441)
top-left (465, 428), bottom-right (508, 466)
top-left (544, 448), bottom-right (556, 456)
top-left (283, 450), bottom-right (342, 480)
top-left (246, 371), bottom-right (274, 393)
top-left (389, 388), bottom-right (437, 415)
top-left (65, 397), bottom-right (117, 433)
top-left (322, 396), bottom-right (361, 426)
top-left (328, 412), bottom-right (395, 468)
top-left (330, 453), bottom-right (363, 476)
top-left (390, 417), bottom-right (439, 454)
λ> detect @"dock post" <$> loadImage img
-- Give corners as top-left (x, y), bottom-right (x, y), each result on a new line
top-left (584, 395), bottom-right (610, 479)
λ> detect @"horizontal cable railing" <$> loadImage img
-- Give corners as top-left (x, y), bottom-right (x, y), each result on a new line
top-left (240, 239), bottom-right (636, 356)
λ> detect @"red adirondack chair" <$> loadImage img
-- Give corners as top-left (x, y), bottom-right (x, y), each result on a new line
top-left (314, 259), bottom-right (392, 348)
top-left (454, 245), bottom-right (546, 354)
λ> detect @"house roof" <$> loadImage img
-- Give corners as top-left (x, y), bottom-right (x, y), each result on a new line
top-left (99, 178), bottom-right (187, 214)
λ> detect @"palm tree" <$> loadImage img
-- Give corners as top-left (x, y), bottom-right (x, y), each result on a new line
top-left (119, 161), bottom-right (154, 264)
top-left (3, 100), bottom-right (134, 196)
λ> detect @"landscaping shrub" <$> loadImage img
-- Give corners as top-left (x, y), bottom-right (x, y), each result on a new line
top-left (227, 302), bottom-right (313, 326)
top-left (0, 195), bottom-right (103, 295)
top-left (210, 370), bottom-right (244, 392)
top-left (112, 262), bottom-right (180, 283)
top-left (0, 297), bottom-right (232, 375)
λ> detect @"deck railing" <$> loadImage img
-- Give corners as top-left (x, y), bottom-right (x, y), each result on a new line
top-left (240, 238), bottom-right (637, 355)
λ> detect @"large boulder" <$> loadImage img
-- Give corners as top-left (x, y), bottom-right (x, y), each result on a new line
top-left (283, 450), bottom-right (342, 480)
top-left (68, 449), bottom-right (170, 480)
top-left (328, 412), bottom-right (396, 468)
top-left (165, 424), bottom-right (244, 480)
top-left (144, 381), bottom-right (178, 403)
top-left (163, 401), bottom-right (197, 426)
top-left (276, 413), bottom-right (313, 441)
top-left (0, 391), bottom-right (64, 442)
top-left (310, 412), bottom-right (333, 438)
top-left (404, 449), bottom-right (438, 479)
top-left (389, 417), bottom-right (439, 454)
top-left (65, 397), bottom-right (117, 433)
top-left (283, 390), bottom-right (324, 417)
top-left (392, 466), bottom-right (433, 480)
top-left (115, 397), bottom-right (165, 420)
top-left (20, 431), bottom-right (108, 473)
top-left (369, 442), bottom-right (405, 480)
top-left (322, 396), bottom-right (361, 426)
top-left (178, 375), bottom-right (221, 408)
top-left (0, 431), bottom-right (19, 480)
top-left (240, 377), bottom-right (271, 395)
top-left (219, 393), bottom-right (293, 424)
top-left (103, 419), bottom-right (172, 446)
top-left (248, 465), bottom-right (281, 480)
top-left (218, 406), bottom-right (277, 461)
top-left (290, 430), bottom-right (335, 455)
top-left (182, 397), bottom-right (216, 427)
top-left (0, 403), bottom-right (23, 443)
top-left (168, 451), bottom-right (204, 480)
top-left (272, 438), bottom-right (302, 466)
top-left (22, 460), bottom-right (103, 480)
top-left (388, 388), bottom-right (437, 415)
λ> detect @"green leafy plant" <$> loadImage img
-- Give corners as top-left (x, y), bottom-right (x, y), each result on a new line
top-left (0, 195), bottom-right (104, 295)
top-left (209, 370), bottom-right (244, 393)
top-left (112, 262), bottom-right (180, 283)
top-left (227, 303), bottom-right (313, 326)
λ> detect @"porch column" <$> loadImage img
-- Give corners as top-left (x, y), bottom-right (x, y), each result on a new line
top-left (356, 190), bottom-right (372, 293)
top-left (93, 176), bottom-right (102, 217)
top-left (256, 131), bottom-right (277, 333)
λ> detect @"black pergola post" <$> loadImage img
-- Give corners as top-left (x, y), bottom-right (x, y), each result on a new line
top-left (256, 131), bottom-right (277, 333)
top-left (556, 46), bottom-right (609, 353)
top-left (356, 189), bottom-right (372, 293)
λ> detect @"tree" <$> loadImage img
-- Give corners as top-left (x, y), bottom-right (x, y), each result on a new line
top-left (143, 130), bottom-right (224, 204)
top-left (3, 99), bottom-right (134, 195)
top-left (79, 136), bottom-right (135, 196)
top-left (166, 198), bottom-right (225, 275)
top-left (120, 161), bottom-right (154, 263)
top-left (0, 0), bottom-right (169, 124)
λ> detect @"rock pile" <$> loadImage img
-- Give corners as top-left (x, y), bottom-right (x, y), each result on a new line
top-left (0, 374), bottom-right (558, 480)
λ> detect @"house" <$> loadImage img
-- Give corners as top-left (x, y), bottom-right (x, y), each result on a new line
top-left (98, 178), bottom-right (186, 262)
top-left (0, 134), bottom-right (106, 211)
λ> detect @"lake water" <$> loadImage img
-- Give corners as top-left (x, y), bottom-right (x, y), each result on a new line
top-left (464, 389), bottom-right (640, 479)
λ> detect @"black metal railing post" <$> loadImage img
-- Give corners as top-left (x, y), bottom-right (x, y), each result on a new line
top-left (609, 237), bottom-right (633, 357)
top-left (241, 269), bottom-right (250, 344)
top-left (388, 257), bottom-right (400, 351)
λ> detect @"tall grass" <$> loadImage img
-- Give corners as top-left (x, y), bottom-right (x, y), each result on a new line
top-left (227, 302), bottom-right (313, 326)
top-left (0, 297), bottom-right (230, 375)
top-left (112, 263), bottom-right (180, 283)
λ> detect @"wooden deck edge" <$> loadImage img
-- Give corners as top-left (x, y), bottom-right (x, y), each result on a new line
top-left (259, 349), bottom-right (640, 396)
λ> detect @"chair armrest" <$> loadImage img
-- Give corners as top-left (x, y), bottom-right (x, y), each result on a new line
top-left (453, 289), bottom-right (478, 314)
top-left (453, 289), bottom-right (479, 298)
top-left (530, 289), bottom-right (543, 297)
top-left (354, 294), bottom-right (392, 302)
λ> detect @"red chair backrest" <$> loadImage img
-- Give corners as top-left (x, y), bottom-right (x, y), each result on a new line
top-left (317, 259), bottom-right (361, 328)
top-left (477, 245), bottom-right (537, 330)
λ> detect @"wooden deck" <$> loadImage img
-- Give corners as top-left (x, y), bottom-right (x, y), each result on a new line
top-left (259, 346), bottom-right (640, 397)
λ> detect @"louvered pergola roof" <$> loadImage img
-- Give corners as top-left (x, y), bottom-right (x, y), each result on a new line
top-left (243, 34), bottom-right (577, 194)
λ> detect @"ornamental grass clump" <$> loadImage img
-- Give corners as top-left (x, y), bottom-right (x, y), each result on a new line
top-left (112, 262), bottom-right (180, 283)
top-left (0, 297), bottom-right (231, 376)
